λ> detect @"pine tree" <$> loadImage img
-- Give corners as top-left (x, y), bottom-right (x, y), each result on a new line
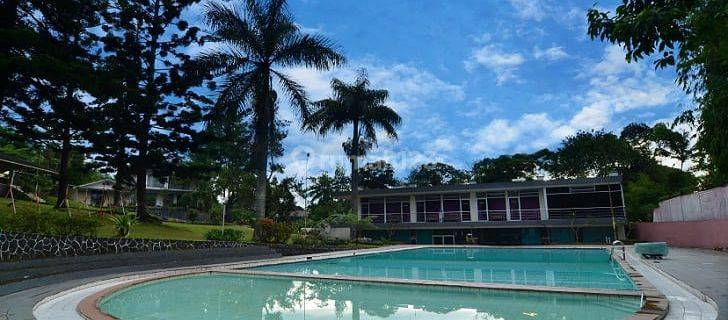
top-left (1, 0), bottom-right (106, 208)
top-left (97, 0), bottom-right (210, 220)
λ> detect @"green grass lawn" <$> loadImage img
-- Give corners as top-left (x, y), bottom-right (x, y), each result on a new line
top-left (1, 198), bottom-right (253, 242)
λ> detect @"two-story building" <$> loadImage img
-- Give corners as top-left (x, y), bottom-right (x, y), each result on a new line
top-left (356, 176), bottom-right (626, 245)
top-left (70, 174), bottom-right (193, 210)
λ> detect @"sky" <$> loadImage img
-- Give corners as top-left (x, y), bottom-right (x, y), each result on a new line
top-left (190, 0), bottom-right (692, 180)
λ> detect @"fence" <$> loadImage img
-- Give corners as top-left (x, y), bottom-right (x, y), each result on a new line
top-left (653, 186), bottom-right (728, 222)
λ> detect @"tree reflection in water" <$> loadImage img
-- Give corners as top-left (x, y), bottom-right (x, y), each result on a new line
top-left (100, 273), bottom-right (640, 320)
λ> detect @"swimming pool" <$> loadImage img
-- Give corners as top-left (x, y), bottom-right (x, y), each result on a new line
top-left (253, 247), bottom-right (637, 290)
top-left (100, 273), bottom-right (641, 320)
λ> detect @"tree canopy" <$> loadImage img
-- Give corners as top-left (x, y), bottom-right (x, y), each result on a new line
top-left (587, 0), bottom-right (728, 186)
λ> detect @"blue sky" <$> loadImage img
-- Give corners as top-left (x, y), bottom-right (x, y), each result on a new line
top-left (195, 0), bottom-right (691, 179)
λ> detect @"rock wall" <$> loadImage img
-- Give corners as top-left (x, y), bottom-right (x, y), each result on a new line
top-left (0, 232), bottom-right (251, 261)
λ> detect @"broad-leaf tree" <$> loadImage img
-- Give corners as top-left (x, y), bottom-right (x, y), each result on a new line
top-left (305, 71), bottom-right (401, 213)
top-left (587, 0), bottom-right (728, 186)
top-left (472, 151), bottom-right (548, 183)
top-left (407, 162), bottom-right (469, 187)
top-left (358, 160), bottom-right (399, 189)
top-left (195, 0), bottom-right (344, 220)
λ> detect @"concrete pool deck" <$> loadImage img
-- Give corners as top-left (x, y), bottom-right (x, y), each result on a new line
top-left (629, 247), bottom-right (726, 320)
top-left (9, 245), bottom-right (719, 320)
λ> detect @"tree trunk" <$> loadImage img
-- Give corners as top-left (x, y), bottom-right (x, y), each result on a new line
top-left (135, 166), bottom-right (149, 220)
top-left (350, 120), bottom-right (360, 215)
top-left (135, 0), bottom-right (160, 222)
top-left (54, 125), bottom-right (72, 208)
top-left (253, 77), bottom-right (272, 220)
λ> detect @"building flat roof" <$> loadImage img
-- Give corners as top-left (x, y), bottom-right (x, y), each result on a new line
top-left (355, 176), bottom-right (622, 197)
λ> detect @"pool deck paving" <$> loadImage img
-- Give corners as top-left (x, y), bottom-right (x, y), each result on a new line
top-left (633, 247), bottom-right (728, 320)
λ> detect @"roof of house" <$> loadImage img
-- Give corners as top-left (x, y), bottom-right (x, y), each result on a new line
top-left (0, 153), bottom-right (58, 175)
top-left (74, 179), bottom-right (193, 192)
top-left (354, 176), bottom-right (622, 197)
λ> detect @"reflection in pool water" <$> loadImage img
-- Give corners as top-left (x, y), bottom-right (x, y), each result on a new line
top-left (253, 248), bottom-right (637, 290)
top-left (100, 273), bottom-right (640, 320)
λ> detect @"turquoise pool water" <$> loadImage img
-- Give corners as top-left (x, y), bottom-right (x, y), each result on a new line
top-left (253, 248), bottom-right (637, 290)
top-left (100, 273), bottom-right (641, 320)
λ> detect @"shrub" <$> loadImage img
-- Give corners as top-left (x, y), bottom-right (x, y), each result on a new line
top-left (186, 209), bottom-right (199, 222)
top-left (290, 233), bottom-right (327, 248)
top-left (205, 228), bottom-right (244, 242)
top-left (108, 214), bottom-right (138, 238)
top-left (52, 214), bottom-right (100, 236)
top-left (229, 208), bottom-right (256, 226)
top-left (255, 218), bottom-right (293, 243)
top-left (0, 210), bottom-right (100, 236)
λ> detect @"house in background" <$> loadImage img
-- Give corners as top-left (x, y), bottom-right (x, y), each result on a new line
top-left (70, 173), bottom-right (193, 211)
top-left (355, 175), bottom-right (626, 245)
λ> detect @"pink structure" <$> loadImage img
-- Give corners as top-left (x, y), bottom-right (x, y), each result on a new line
top-left (635, 219), bottom-right (728, 249)
top-left (636, 186), bottom-right (728, 249)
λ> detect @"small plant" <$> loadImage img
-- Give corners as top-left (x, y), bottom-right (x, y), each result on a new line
top-left (109, 214), bottom-right (138, 238)
top-left (186, 209), bottom-right (199, 222)
top-left (205, 228), bottom-right (244, 242)
top-left (255, 218), bottom-right (293, 243)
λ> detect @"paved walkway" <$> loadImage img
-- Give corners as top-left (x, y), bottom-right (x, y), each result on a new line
top-left (627, 248), bottom-right (717, 319)
top-left (641, 247), bottom-right (728, 319)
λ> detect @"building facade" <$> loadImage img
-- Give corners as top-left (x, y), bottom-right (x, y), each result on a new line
top-left (357, 176), bottom-right (626, 245)
top-left (70, 174), bottom-right (193, 211)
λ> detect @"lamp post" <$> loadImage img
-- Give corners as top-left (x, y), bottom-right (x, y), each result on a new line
top-left (216, 189), bottom-right (230, 228)
top-left (303, 152), bottom-right (310, 228)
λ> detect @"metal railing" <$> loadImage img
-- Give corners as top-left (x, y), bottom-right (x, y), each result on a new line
top-left (548, 207), bottom-right (625, 220)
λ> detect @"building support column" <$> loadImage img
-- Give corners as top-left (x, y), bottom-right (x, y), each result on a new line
top-left (539, 187), bottom-right (549, 220)
top-left (469, 191), bottom-right (478, 221)
top-left (409, 195), bottom-right (417, 222)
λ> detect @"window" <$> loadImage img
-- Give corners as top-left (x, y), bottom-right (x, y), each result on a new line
top-left (385, 196), bottom-right (410, 223)
top-left (360, 197), bottom-right (385, 223)
top-left (546, 184), bottom-right (625, 219)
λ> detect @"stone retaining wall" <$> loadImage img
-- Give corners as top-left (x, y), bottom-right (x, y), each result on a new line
top-left (0, 232), bottom-right (251, 261)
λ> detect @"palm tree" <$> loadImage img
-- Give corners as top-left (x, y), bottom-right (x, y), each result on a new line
top-left (197, 0), bottom-right (345, 220)
top-left (304, 71), bottom-right (401, 213)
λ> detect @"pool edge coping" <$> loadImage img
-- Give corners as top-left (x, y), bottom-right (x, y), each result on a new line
top-left (75, 245), bottom-right (669, 320)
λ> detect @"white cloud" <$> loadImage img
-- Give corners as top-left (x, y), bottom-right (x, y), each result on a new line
top-left (426, 137), bottom-right (456, 153)
top-left (464, 44), bottom-right (525, 85)
top-left (276, 60), bottom-right (465, 179)
top-left (576, 45), bottom-right (678, 113)
top-left (507, 0), bottom-right (547, 21)
top-left (464, 113), bottom-right (571, 155)
top-left (457, 98), bottom-right (501, 117)
top-left (460, 45), bottom-right (681, 156)
top-left (533, 45), bottom-right (570, 61)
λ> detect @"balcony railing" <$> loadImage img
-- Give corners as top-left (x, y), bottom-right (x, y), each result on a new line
top-left (548, 207), bottom-right (625, 220)
top-left (368, 207), bottom-right (624, 224)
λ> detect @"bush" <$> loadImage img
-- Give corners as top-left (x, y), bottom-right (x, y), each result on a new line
top-left (53, 214), bottom-right (101, 236)
top-left (0, 210), bottom-right (100, 236)
top-left (255, 218), bottom-right (293, 243)
top-left (290, 233), bottom-right (327, 248)
top-left (205, 228), bottom-right (244, 242)
top-left (229, 208), bottom-right (256, 226)
top-left (186, 209), bottom-right (199, 222)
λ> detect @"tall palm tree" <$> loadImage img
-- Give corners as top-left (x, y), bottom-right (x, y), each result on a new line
top-left (197, 0), bottom-right (345, 220)
top-left (304, 71), bottom-right (401, 213)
